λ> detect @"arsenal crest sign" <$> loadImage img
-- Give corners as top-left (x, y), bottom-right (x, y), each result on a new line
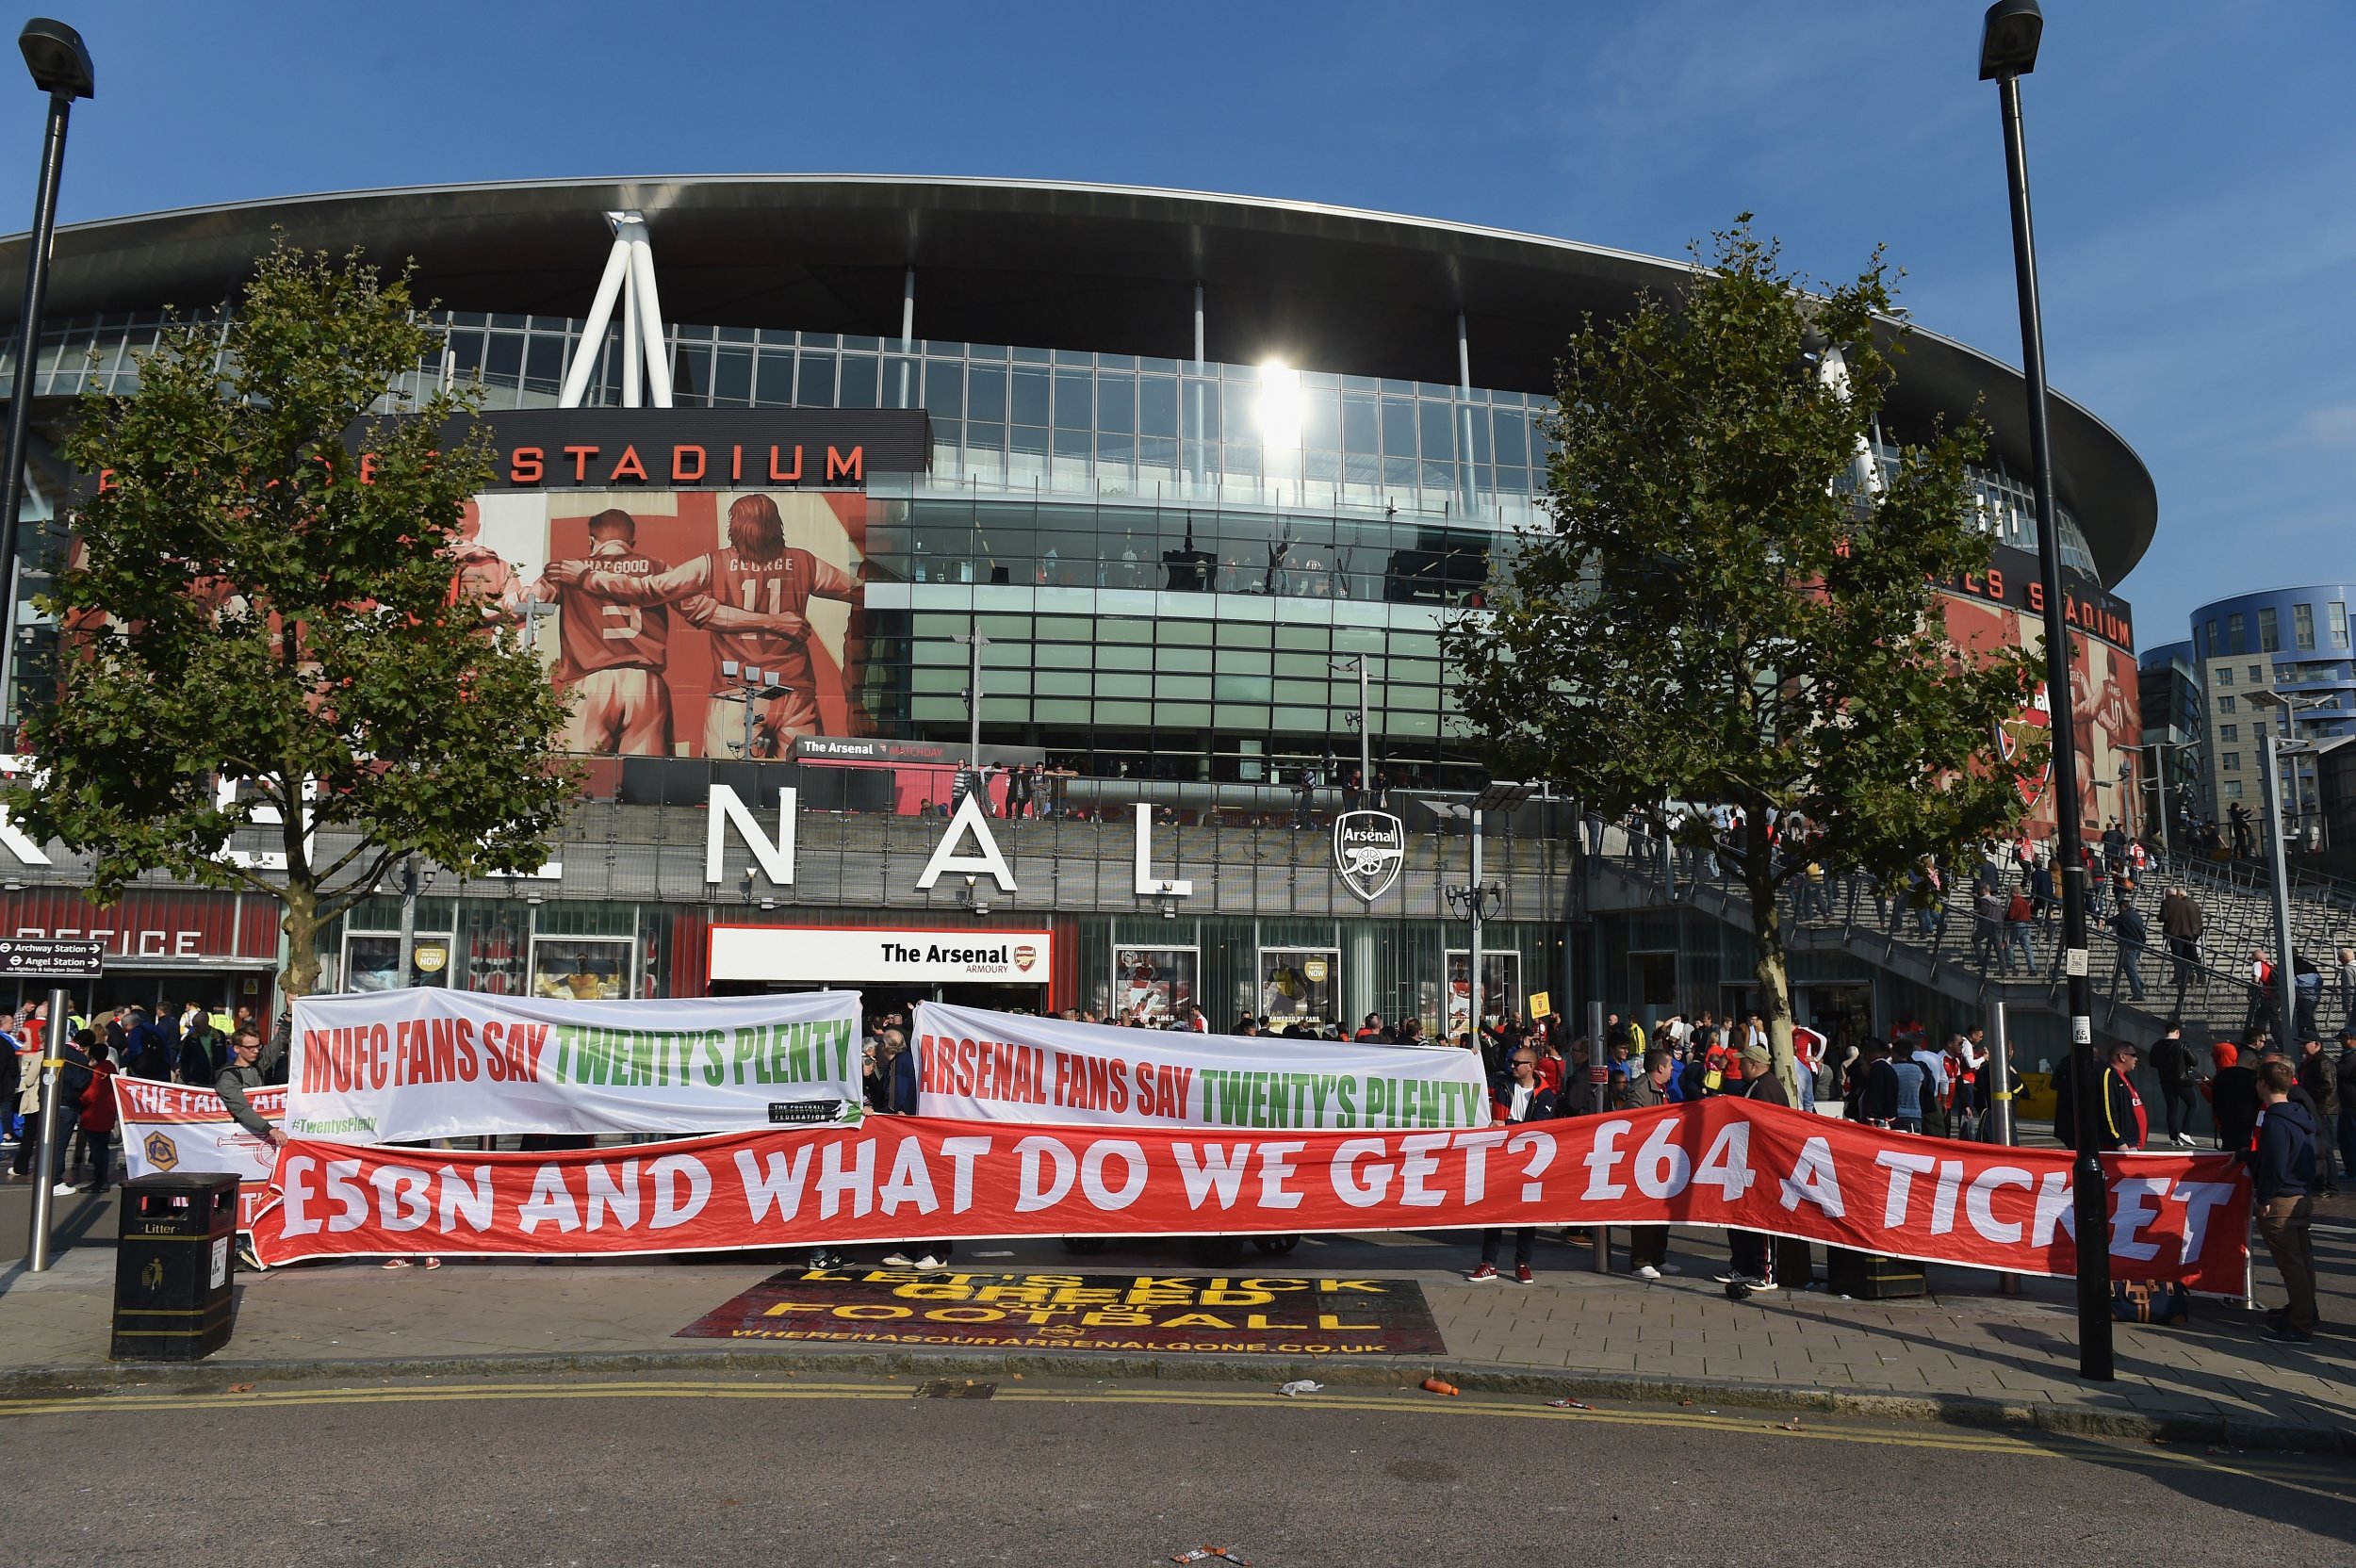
top-left (1997, 682), bottom-right (2054, 808)
top-left (1333, 810), bottom-right (1407, 903)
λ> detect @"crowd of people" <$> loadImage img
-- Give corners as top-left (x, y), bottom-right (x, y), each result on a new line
top-left (1454, 1000), bottom-right (2348, 1337)
top-left (2, 999), bottom-right (286, 1199)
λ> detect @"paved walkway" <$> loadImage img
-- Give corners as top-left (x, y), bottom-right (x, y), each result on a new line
top-left (4, 1178), bottom-right (2348, 1450)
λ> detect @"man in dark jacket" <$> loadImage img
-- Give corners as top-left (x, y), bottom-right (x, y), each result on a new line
top-left (1716, 1044), bottom-right (1790, 1294)
top-left (872, 1029), bottom-right (953, 1273)
top-left (2250, 1059), bottom-right (2319, 1343)
top-left (1623, 1050), bottom-right (1677, 1279)
top-left (2338, 1030), bottom-right (2356, 1200)
top-left (2148, 1024), bottom-right (2199, 1149)
top-left (2208, 1039), bottom-right (2262, 1153)
top-left (2055, 1040), bottom-right (2145, 1151)
top-left (2109, 900), bottom-right (2150, 1003)
top-left (1467, 1049), bottom-right (1556, 1284)
top-left (41, 1030), bottom-right (95, 1194)
top-left (2158, 886), bottom-right (2202, 988)
top-left (2295, 1037), bottom-right (2341, 1196)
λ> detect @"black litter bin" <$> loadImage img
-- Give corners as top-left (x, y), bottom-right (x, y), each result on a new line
top-left (112, 1171), bottom-right (239, 1361)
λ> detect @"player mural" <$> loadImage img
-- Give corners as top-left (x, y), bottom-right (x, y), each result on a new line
top-left (438, 488), bottom-right (874, 758)
top-left (1939, 564), bottom-right (2140, 843)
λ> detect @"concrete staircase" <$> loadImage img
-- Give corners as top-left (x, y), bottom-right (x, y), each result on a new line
top-left (1586, 828), bottom-right (2356, 1049)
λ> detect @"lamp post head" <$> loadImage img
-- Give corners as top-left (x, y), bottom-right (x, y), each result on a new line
top-left (1979, 0), bottom-right (2043, 80)
top-left (1979, 0), bottom-right (2036, 80)
top-left (18, 18), bottom-right (91, 99)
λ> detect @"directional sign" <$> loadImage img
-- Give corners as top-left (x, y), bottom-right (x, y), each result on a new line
top-left (0, 938), bottom-right (104, 978)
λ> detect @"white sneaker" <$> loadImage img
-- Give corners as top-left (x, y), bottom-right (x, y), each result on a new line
top-left (912, 1254), bottom-right (945, 1270)
top-left (880, 1251), bottom-right (918, 1267)
top-left (1636, 1265), bottom-right (1661, 1281)
top-left (1657, 1263), bottom-right (1681, 1275)
top-left (51, 1182), bottom-right (76, 1196)
top-left (2176, 1134), bottom-right (2197, 1149)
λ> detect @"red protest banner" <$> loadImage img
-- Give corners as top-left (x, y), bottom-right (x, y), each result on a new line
top-left (247, 1098), bottom-right (2250, 1292)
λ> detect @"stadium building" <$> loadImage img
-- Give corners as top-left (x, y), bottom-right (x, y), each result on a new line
top-left (0, 177), bottom-right (2154, 1045)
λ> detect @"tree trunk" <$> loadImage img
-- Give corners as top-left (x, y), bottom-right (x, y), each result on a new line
top-left (1743, 810), bottom-right (1802, 1103)
top-left (280, 878), bottom-right (320, 1000)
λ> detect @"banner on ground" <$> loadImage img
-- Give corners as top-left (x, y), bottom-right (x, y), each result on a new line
top-left (287, 987), bottom-right (863, 1142)
top-left (249, 1097), bottom-right (2250, 1292)
top-left (113, 1077), bottom-right (283, 1231)
top-left (910, 1002), bottom-right (1491, 1132)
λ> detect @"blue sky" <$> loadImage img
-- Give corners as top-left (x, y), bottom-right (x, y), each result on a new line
top-left (1, 0), bottom-right (2347, 646)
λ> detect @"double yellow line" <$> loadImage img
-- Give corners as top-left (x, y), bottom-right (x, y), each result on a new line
top-left (2, 1375), bottom-right (2346, 1498)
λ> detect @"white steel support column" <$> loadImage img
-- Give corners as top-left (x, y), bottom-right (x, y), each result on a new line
top-left (898, 266), bottom-right (917, 409)
top-left (1456, 310), bottom-right (1477, 513)
top-left (557, 237), bottom-right (632, 408)
top-left (620, 246), bottom-right (642, 408)
top-left (1190, 281), bottom-right (1206, 485)
top-left (628, 224), bottom-right (672, 408)
top-left (557, 211), bottom-right (673, 410)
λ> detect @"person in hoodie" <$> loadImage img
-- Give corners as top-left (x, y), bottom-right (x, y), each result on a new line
top-left (2205, 1038), bottom-right (2261, 1154)
top-left (2249, 1058), bottom-right (2319, 1344)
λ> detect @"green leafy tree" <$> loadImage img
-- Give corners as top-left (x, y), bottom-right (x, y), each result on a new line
top-left (1447, 220), bottom-right (2045, 1096)
top-left (4, 242), bottom-right (576, 997)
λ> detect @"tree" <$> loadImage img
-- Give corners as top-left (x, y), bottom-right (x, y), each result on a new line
top-left (1446, 219), bottom-right (2045, 1097)
top-left (4, 242), bottom-right (576, 998)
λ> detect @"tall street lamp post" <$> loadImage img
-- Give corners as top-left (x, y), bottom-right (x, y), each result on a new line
top-left (1979, 0), bottom-right (2112, 1380)
top-left (0, 19), bottom-right (92, 740)
top-left (2249, 689), bottom-right (2328, 1043)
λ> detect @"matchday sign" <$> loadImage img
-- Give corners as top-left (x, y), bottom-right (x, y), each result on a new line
top-left (287, 988), bottom-right (862, 1142)
top-left (677, 1268), bottom-right (1444, 1356)
top-left (249, 1100), bottom-right (2250, 1294)
top-left (910, 1003), bottom-right (1491, 1131)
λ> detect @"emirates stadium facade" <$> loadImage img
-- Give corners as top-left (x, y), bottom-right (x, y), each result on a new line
top-left (0, 177), bottom-right (2155, 1046)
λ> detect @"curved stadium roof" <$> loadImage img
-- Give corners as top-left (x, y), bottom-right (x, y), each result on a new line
top-left (0, 174), bottom-right (2155, 582)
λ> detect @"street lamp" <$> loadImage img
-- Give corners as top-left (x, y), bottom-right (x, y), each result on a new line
top-left (0, 18), bottom-right (93, 740)
top-left (2247, 688), bottom-right (2329, 1041)
top-left (1330, 655), bottom-right (1371, 792)
top-left (1979, 0), bottom-right (2113, 1381)
top-left (1442, 779), bottom-right (1534, 1045)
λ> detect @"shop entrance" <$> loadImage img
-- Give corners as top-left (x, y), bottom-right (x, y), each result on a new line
top-left (6, 969), bottom-right (275, 1026)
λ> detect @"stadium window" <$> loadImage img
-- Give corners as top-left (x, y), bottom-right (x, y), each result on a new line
top-left (2223, 753), bottom-right (2240, 772)
top-left (2218, 724), bottom-right (2237, 742)
top-left (2333, 602), bottom-right (2349, 650)
top-left (2295, 602), bottom-right (2315, 650)
top-left (2217, 695), bottom-right (2236, 712)
top-left (2260, 606), bottom-right (2280, 651)
top-left (2205, 618), bottom-right (2220, 659)
top-left (2229, 612), bottom-right (2246, 652)
top-left (2223, 780), bottom-right (2243, 799)
top-left (2217, 666), bottom-right (2233, 686)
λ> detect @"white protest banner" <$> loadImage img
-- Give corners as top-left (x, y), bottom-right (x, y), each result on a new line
top-left (288, 987), bottom-right (863, 1142)
top-left (910, 1001), bottom-right (1491, 1131)
top-left (112, 1076), bottom-right (284, 1231)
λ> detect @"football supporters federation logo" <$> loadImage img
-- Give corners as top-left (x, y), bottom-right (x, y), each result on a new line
top-left (1333, 810), bottom-right (1407, 903)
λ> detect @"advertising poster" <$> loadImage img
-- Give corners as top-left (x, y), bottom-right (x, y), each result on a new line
top-left (1444, 950), bottom-right (1521, 1037)
top-left (1257, 948), bottom-right (1338, 1030)
top-left (1114, 946), bottom-right (1198, 1024)
top-left (452, 487), bottom-right (873, 760)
